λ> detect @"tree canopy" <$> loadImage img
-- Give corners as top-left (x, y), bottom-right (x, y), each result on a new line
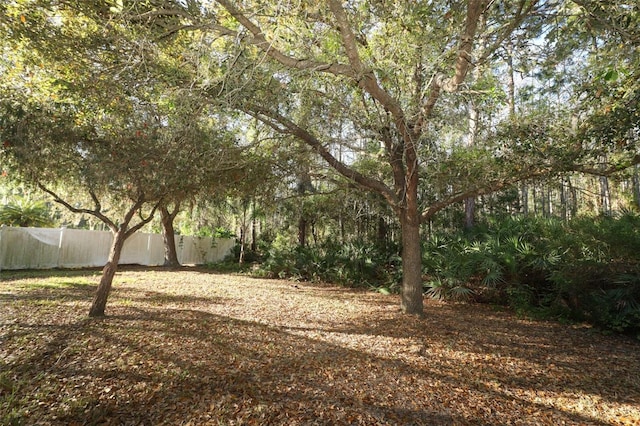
top-left (0, 0), bottom-right (251, 315)
top-left (144, 0), bottom-right (638, 314)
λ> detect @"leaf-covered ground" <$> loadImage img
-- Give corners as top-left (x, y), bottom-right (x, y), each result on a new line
top-left (1, 268), bottom-right (639, 425)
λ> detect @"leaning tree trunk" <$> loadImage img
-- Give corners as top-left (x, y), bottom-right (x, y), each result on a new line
top-left (89, 228), bottom-right (127, 317)
top-left (160, 205), bottom-right (180, 268)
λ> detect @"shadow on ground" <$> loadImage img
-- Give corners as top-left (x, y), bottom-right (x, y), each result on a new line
top-left (1, 269), bottom-right (638, 425)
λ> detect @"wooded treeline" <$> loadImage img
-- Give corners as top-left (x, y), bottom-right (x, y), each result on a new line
top-left (0, 0), bottom-right (638, 329)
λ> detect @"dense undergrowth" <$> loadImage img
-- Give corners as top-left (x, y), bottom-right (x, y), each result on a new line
top-left (424, 213), bottom-right (640, 335)
top-left (253, 240), bottom-right (403, 291)
top-left (250, 213), bottom-right (640, 335)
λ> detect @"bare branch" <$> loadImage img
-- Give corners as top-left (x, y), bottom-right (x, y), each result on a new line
top-left (38, 184), bottom-right (117, 231)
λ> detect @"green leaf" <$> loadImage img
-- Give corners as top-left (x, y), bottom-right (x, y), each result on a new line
top-left (603, 69), bottom-right (619, 82)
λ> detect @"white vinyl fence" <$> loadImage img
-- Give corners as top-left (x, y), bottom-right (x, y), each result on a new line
top-left (0, 225), bottom-right (235, 271)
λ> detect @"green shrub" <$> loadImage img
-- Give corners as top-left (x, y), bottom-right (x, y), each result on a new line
top-left (213, 227), bottom-right (236, 239)
top-left (253, 241), bottom-right (401, 290)
top-left (422, 213), bottom-right (640, 334)
top-left (0, 201), bottom-right (54, 227)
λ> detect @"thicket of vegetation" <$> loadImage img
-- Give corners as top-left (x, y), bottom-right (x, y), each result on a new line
top-left (425, 214), bottom-right (640, 333)
top-left (247, 212), bottom-right (640, 335)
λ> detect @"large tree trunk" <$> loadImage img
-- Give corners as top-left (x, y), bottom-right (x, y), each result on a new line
top-left (89, 229), bottom-right (127, 317)
top-left (160, 205), bottom-right (181, 268)
top-left (297, 216), bottom-right (307, 247)
top-left (464, 198), bottom-right (475, 230)
top-left (400, 211), bottom-right (423, 316)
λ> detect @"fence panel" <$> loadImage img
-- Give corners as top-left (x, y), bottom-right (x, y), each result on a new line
top-left (58, 228), bottom-right (112, 268)
top-left (0, 227), bottom-right (60, 269)
top-left (0, 225), bottom-right (234, 270)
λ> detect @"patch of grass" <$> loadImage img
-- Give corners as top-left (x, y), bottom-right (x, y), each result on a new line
top-left (0, 370), bottom-right (33, 426)
top-left (118, 298), bottom-right (135, 306)
top-left (205, 260), bottom-right (252, 274)
top-left (1, 268), bottom-right (102, 280)
top-left (22, 278), bottom-right (96, 290)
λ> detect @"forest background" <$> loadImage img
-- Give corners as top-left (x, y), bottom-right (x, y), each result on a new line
top-left (0, 0), bottom-right (639, 332)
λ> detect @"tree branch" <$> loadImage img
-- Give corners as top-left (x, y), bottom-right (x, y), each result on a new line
top-left (420, 153), bottom-right (640, 222)
top-left (420, 166), bottom-right (553, 222)
top-left (214, 0), bottom-right (355, 77)
top-left (126, 7), bottom-right (193, 22)
top-left (38, 184), bottom-right (117, 231)
top-left (327, 0), bottom-right (415, 146)
top-left (243, 104), bottom-right (401, 211)
top-left (124, 198), bottom-right (162, 239)
top-left (419, 0), bottom-right (489, 123)
top-left (477, 0), bottom-right (537, 66)
top-left (570, 0), bottom-right (639, 43)
top-left (571, 154), bottom-right (640, 177)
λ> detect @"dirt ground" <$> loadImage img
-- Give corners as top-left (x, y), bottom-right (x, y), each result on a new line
top-left (1, 267), bottom-right (639, 425)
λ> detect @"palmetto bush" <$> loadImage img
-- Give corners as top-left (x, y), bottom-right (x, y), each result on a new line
top-left (0, 200), bottom-right (54, 227)
top-left (550, 213), bottom-right (640, 333)
top-left (423, 216), bottom-right (563, 304)
top-left (256, 214), bottom-right (640, 334)
top-left (423, 214), bottom-right (640, 334)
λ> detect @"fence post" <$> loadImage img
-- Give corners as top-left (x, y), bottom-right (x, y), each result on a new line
top-left (56, 226), bottom-right (66, 268)
top-left (147, 233), bottom-right (153, 266)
